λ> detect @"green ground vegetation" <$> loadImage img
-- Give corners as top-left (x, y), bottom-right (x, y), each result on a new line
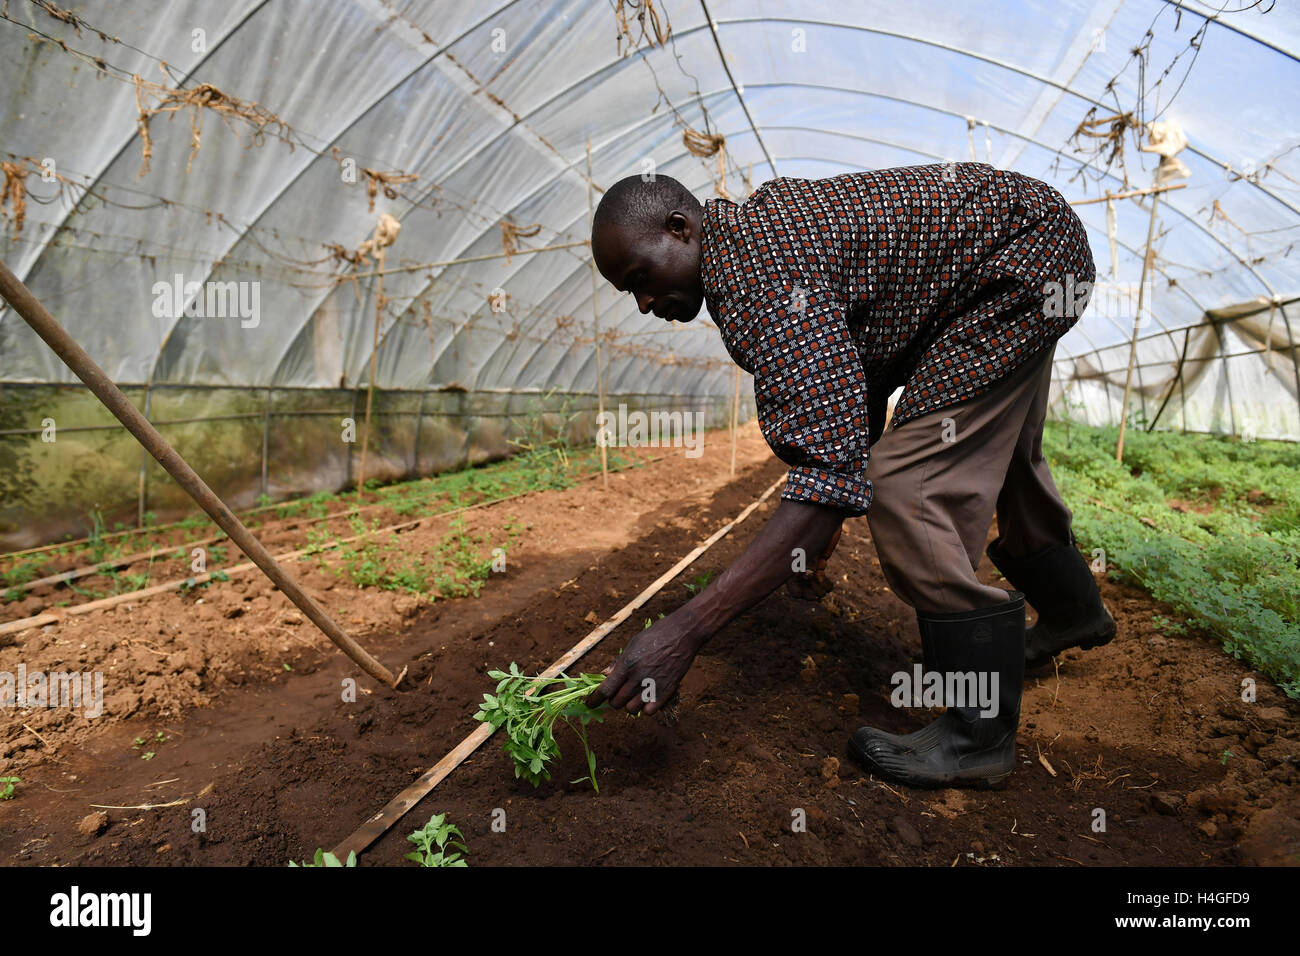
top-left (1043, 420), bottom-right (1300, 698)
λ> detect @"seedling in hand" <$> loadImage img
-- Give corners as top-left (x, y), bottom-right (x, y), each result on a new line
top-left (474, 663), bottom-right (608, 792)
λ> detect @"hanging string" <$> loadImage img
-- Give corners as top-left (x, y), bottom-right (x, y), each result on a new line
top-left (1106, 195), bottom-right (1119, 279)
top-left (683, 127), bottom-right (729, 199)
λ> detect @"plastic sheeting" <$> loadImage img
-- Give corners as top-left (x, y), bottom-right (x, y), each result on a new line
top-left (1, 0), bottom-right (1297, 543)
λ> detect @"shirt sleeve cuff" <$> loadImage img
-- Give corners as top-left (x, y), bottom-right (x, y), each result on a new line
top-left (781, 465), bottom-right (873, 517)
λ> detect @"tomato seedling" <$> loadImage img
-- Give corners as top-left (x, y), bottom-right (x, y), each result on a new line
top-left (474, 662), bottom-right (608, 792)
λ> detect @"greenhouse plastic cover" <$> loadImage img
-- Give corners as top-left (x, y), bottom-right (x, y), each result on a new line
top-left (1, 0), bottom-right (1298, 542)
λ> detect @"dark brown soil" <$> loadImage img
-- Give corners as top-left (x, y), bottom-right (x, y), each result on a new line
top-left (2, 426), bottom-right (1297, 867)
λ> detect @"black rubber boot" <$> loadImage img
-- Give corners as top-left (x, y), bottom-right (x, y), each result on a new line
top-left (848, 593), bottom-right (1026, 789)
top-left (986, 533), bottom-right (1116, 670)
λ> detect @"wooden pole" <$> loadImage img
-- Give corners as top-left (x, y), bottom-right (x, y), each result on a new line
top-left (1071, 182), bottom-right (1185, 206)
top-left (586, 139), bottom-right (608, 489)
top-left (357, 247), bottom-right (385, 494)
top-left (1115, 184), bottom-right (1162, 462)
top-left (0, 258), bottom-right (400, 688)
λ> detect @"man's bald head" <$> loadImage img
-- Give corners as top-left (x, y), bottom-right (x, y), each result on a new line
top-left (593, 175), bottom-right (702, 238)
top-left (591, 175), bottom-right (706, 324)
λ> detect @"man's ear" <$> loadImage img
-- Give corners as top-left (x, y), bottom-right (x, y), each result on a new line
top-left (665, 209), bottom-right (693, 243)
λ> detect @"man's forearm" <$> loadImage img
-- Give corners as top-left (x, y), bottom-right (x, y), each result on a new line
top-left (677, 497), bottom-right (845, 645)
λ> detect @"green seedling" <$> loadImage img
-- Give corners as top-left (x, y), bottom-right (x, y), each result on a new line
top-left (404, 813), bottom-right (468, 867)
top-left (685, 570), bottom-right (713, 594)
top-left (474, 663), bottom-right (608, 792)
top-left (133, 732), bottom-right (165, 759)
top-left (178, 569), bottom-right (229, 595)
top-left (0, 777), bottom-right (19, 800)
top-left (288, 848), bottom-right (356, 867)
top-left (1152, 614), bottom-right (1187, 637)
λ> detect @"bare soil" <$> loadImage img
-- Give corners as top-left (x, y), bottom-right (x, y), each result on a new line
top-left (2, 424), bottom-right (1296, 867)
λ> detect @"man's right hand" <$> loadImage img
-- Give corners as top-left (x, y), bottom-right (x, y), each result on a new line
top-left (786, 526), bottom-right (842, 601)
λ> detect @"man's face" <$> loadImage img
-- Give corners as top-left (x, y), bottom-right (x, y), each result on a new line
top-left (592, 209), bottom-right (705, 324)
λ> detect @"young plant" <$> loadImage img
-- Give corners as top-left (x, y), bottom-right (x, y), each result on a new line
top-left (474, 663), bottom-right (608, 792)
top-left (288, 848), bottom-right (356, 867)
top-left (0, 777), bottom-right (19, 800)
top-left (404, 812), bottom-right (468, 867)
top-left (685, 570), bottom-right (713, 594)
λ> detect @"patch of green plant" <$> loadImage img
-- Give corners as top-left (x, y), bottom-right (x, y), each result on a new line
top-left (404, 812), bottom-right (468, 867)
top-left (1151, 614), bottom-right (1187, 637)
top-left (66, 579), bottom-right (107, 600)
top-left (474, 663), bottom-right (608, 791)
top-left (336, 518), bottom-right (387, 590)
top-left (288, 848), bottom-right (356, 867)
top-left (133, 731), bottom-right (166, 759)
top-left (1044, 421), bottom-right (1300, 698)
top-left (178, 569), bottom-right (229, 595)
top-left (432, 516), bottom-right (495, 599)
top-left (304, 524), bottom-right (338, 557)
top-left (84, 508), bottom-right (127, 565)
top-left (0, 776), bottom-right (19, 799)
top-left (0, 557), bottom-right (44, 589)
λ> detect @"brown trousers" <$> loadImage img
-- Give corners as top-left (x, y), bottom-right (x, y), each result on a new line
top-left (865, 344), bottom-right (1074, 614)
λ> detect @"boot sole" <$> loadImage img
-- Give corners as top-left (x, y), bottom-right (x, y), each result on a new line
top-left (847, 735), bottom-right (1014, 790)
top-left (1025, 617), bottom-right (1117, 672)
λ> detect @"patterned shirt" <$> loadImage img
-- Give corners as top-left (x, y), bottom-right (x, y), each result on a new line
top-left (699, 162), bottom-right (1095, 516)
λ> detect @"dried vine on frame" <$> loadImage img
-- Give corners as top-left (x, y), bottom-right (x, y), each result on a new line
top-left (133, 67), bottom-right (295, 177)
top-left (500, 220), bottom-right (542, 262)
top-left (614, 0), bottom-right (671, 55)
